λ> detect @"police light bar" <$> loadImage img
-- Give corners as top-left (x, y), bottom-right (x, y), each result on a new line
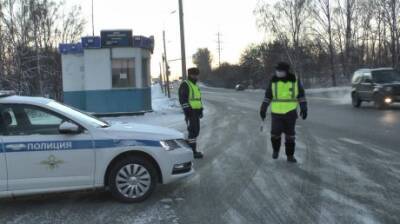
top-left (0, 90), bottom-right (16, 97)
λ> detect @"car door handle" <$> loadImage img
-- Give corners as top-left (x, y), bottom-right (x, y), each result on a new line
top-left (5, 144), bottom-right (27, 151)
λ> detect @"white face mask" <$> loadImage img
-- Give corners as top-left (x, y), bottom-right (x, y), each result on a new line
top-left (276, 70), bottom-right (287, 78)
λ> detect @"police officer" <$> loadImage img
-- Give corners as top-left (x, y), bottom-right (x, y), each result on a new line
top-left (259, 62), bottom-right (308, 163)
top-left (179, 67), bottom-right (204, 159)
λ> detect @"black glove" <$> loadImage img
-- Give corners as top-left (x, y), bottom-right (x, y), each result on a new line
top-left (199, 108), bottom-right (204, 119)
top-left (300, 110), bottom-right (307, 120)
top-left (300, 102), bottom-right (308, 120)
top-left (260, 103), bottom-right (268, 121)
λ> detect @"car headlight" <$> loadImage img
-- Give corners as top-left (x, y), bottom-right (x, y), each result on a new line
top-left (384, 86), bottom-right (393, 92)
top-left (175, 139), bottom-right (191, 148)
top-left (160, 140), bottom-right (180, 151)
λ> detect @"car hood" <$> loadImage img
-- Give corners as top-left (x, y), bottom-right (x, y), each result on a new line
top-left (102, 122), bottom-right (184, 141)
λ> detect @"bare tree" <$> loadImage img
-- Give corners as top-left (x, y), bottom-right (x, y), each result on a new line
top-left (255, 0), bottom-right (313, 78)
top-left (379, 0), bottom-right (400, 68)
top-left (0, 0), bottom-right (85, 98)
top-left (192, 48), bottom-right (213, 80)
top-left (312, 0), bottom-right (337, 86)
top-left (332, 0), bottom-right (357, 77)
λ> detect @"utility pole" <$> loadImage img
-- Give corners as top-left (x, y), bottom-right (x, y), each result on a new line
top-left (159, 62), bottom-right (164, 93)
top-left (178, 0), bottom-right (187, 80)
top-left (163, 30), bottom-right (171, 98)
top-left (217, 32), bottom-right (222, 67)
top-left (160, 57), bottom-right (167, 96)
top-left (91, 0), bottom-right (95, 36)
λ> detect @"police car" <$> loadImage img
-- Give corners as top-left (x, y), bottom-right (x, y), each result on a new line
top-left (0, 91), bottom-right (194, 202)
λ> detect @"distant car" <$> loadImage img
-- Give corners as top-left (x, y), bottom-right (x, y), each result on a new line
top-left (0, 92), bottom-right (194, 202)
top-left (235, 84), bottom-right (246, 91)
top-left (351, 68), bottom-right (400, 109)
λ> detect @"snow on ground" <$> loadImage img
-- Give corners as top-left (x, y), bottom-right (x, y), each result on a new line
top-left (103, 85), bottom-right (184, 128)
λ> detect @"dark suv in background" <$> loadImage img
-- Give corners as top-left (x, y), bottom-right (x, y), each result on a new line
top-left (351, 68), bottom-right (400, 109)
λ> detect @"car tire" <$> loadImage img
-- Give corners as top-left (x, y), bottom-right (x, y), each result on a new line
top-left (108, 156), bottom-right (158, 203)
top-left (352, 93), bottom-right (362, 108)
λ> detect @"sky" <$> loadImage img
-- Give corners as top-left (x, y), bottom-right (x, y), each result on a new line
top-left (63, 0), bottom-right (266, 79)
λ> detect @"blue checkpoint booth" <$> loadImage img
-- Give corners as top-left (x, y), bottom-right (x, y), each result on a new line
top-left (59, 30), bottom-right (155, 114)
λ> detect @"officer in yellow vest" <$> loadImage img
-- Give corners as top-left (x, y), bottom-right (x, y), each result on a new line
top-left (179, 67), bottom-right (204, 159)
top-left (259, 62), bottom-right (307, 163)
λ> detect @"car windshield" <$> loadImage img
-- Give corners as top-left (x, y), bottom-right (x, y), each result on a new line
top-left (46, 101), bottom-right (110, 128)
top-left (372, 70), bottom-right (400, 83)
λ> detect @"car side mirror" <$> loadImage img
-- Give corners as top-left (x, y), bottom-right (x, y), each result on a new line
top-left (59, 121), bottom-right (81, 134)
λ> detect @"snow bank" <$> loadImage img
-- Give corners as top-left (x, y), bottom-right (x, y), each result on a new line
top-left (151, 84), bottom-right (181, 112)
top-left (244, 86), bottom-right (351, 94)
top-left (307, 86), bottom-right (352, 104)
top-left (244, 86), bottom-right (352, 104)
top-left (306, 86), bottom-right (350, 94)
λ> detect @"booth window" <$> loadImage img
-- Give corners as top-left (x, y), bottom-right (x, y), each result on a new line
top-left (142, 58), bottom-right (150, 87)
top-left (112, 58), bottom-right (136, 88)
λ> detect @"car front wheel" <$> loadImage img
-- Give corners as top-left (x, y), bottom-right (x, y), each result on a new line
top-left (108, 156), bottom-right (158, 203)
top-left (352, 93), bottom-right (362, 108)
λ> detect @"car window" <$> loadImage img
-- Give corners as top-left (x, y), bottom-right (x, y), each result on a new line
top-left (352, 72), bottom-right (362, 84)
top-left (3, 108), bottom-right (17, 126)
top-left (46, 101), bottom-right (110, 128)
top-left (372, 70), bottom-right (400, 83)
top-left (362, 73), bottom-right (372, 82)
top-left (0, 104), bottom-right (66, 136)
top-left (24, 108), bottom-right (62, 125)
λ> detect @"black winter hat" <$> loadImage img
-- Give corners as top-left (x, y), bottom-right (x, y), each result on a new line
top-left (275, 62), bottom-right (291, 72)
top-left (188, 67), bottom-right (200, 75)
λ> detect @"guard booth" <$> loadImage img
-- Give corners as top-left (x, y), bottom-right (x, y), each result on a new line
top-left (59, 30), bottom-right (155, 114)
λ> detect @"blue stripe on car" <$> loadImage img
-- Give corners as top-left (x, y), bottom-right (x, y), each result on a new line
top-left (1, 139), bottom-right (161, 153)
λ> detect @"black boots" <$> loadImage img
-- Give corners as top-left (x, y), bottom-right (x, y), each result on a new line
top-left (194, 151), bottom-right (204, 159)
top-left (271, 137), bottom-right (297, 163)
top-left (271, 137), bottom-right (281, 159)
top-left (287, 156), bottom-right (297, 163)
top-left (188, 141), bottom-right (204, 159)
top-left (272, 151), bottom-right (279, 159)
top-left (285, 142), bottom-right (297, 163)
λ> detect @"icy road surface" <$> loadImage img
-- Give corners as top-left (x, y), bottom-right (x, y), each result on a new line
top-left (0, 86), bottom-right (399, 224)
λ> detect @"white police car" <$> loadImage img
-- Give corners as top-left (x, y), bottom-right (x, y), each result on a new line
top-left (0, 92), bottom-right (194, 202)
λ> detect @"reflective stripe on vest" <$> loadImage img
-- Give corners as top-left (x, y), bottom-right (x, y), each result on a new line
top-left (185, 80), bottom-right (203, 109)
top-left (271, 80), bottom-right (299, 114)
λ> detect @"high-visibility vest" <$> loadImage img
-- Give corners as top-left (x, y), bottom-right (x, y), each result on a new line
top-left (271, 80), bottom-right (299, 114)
top-left (185, 80), bottom-right (203, 109)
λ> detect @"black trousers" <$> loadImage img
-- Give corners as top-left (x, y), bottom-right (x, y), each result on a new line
top-left (270, 110), bottom-right (297, 156)
top-left (186, 111), bottom-right (201, 152)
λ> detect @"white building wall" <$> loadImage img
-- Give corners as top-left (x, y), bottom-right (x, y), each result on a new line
top-left (141, 49), bottom-right (152, 88)
top-left (63, 47), bottom-right (151, 91)
top-left (84, 49), bottom-right (112, 91)
top-left (61, 54), bottom-right (84, 91)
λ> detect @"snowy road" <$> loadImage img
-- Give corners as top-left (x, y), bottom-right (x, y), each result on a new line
top-left (1, 86), bottom-right (400, 224)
